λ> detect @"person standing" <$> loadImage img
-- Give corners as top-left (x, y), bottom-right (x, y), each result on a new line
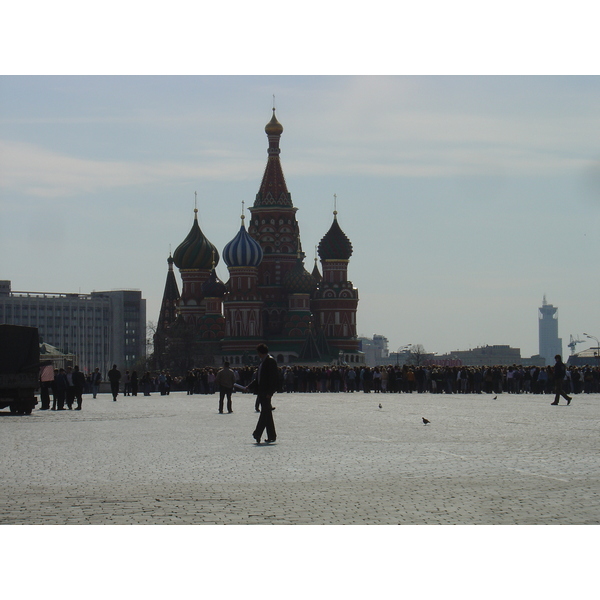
top-left (65, 366), bottom-right (76, 410)
top-left (108, 364), bottom-right (121, 401)
top-left (131, 371), bottom-right (139, 396)
top-left (72, 365), bottom-right (86, 410)
top-left (53, 368), bottom-right (68, 410)
top-left (215, 361), bottom-right (236, 413)
top-left (551, 355), bottom-right (572, 406)
top-left (39, 363), bottom-right (54, 410)
top-left (123, 371), bottom-right (132, 396)
top-left (248, 344), bottom-right (279, 444)
top-left (90, 368), bottom-right (101, 398)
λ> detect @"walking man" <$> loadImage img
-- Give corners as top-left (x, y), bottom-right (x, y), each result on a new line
top-left (551, 355), bottom-right (572, 406)
top-left (215, 361), bottom-right (236, 413)
top-left (248, 344), bottom-right (279, 444)
top-left (108, 364), bottom-right (121, 401)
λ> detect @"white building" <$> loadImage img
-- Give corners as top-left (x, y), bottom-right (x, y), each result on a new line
top-left (359, 334), bottom-right (389, 367)
top-left (539, 295), bottom-right (563, 365)
top-left (0, 280), bottom-right (146, 375)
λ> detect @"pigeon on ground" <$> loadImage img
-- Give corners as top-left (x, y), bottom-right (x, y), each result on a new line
top-left (493, 396), bottom-right (498, 400)
top-left (379, 403), bottom-right (382, 409)
top-left (422, 417), bottom-right (430, 425)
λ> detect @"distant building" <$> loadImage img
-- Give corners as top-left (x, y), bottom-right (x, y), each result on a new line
top-left (567, 347), bottom-right (600, 367)
top-left (0, 280), bottom-right (146, 374)
top-left (539, 295), bottom-right (562, 364)
top-left (432, 344), bottom-right (540, 367)
top-left (358, 334), bottom-right (389, 366)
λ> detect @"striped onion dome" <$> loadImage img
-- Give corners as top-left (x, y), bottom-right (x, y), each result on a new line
top-left (223, 217), bottom-right (263, 268)
top-left (318, 212), bottom-right (352, 261)
top-left (173, 210), bottom-right (219, 270)
top-left (201, 268), bottom-right (227, 298)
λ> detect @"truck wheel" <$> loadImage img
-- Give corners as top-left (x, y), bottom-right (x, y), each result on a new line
top-left (9, 404), bottom-right (18, 414)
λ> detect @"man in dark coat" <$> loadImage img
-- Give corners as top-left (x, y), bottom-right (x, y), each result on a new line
top-left (551, 355), bottom-right (572, 406)
top-left (248, 344), bottom-right (279, 444)
top-left (108, 364), bottom-right (121, 401)
top-left (53, 368), bottom-right (68, 410)
top-left (72, 365), bottom-right (86, 410)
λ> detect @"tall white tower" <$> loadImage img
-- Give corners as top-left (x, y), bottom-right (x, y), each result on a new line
top-left (539, 295), bottom-right (562, 365)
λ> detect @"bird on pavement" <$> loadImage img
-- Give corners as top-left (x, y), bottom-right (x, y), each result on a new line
top-left (493, 396), bottom-right (498, 400)
top-left (379, 403), bottom-right (382, 409)
top-left (422, 417), bottom-right (431, 425)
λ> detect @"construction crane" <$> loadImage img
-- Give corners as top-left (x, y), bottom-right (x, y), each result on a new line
top-left (568, 334), bottom-right (585, 355)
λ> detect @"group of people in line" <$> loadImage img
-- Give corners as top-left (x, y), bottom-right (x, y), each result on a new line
top-left (39, 352), bottom-right (600, 416)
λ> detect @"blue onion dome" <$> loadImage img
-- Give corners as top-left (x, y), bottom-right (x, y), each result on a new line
top-left (173, 209), bottom-right (219, 270)
top-left (201, 268), bottom-right (227, 298)
top-left (223, 216), bottom-right (263, 268)
top-left (318, 212), bottom-right (353, 261)
top-left (265, 109), bottom-right (283, 136)
top-left (283, 256), bottom-right (317, 294)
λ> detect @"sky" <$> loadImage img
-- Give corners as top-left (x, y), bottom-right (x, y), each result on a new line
top-left (1, 3), bottom-right (600, 361)
top-left (1, 75), bottom-right (600, 358)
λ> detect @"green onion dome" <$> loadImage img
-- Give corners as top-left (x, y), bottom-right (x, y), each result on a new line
top-left (283, 256), bottom-right (317, 294)
top-left (173, 210), bottom-right (219, 270)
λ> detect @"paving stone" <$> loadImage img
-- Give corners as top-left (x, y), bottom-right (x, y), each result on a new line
top-left (1, 390), bottom-right (599, 524)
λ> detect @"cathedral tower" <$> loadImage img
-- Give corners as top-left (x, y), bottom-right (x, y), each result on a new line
top-left (221, 211), bottom-right (264, 361)
top-left (172, 206), bottom-right (219, 325)
top-left (313, 207), bottom-right (360, 356)
top-left (247, 109), bottom-right (300, 338)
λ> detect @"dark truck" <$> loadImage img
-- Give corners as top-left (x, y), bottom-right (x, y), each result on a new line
top-left (0, 324), bottom-right (40, 415)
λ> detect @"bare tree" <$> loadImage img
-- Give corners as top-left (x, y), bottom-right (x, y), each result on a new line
top-left (407, 344), bottom-right (427, 366)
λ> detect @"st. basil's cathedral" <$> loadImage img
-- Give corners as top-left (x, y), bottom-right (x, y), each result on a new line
top-left (154, 110), bottom-right (361, 370)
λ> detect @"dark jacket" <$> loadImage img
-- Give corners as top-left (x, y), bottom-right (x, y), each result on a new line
top-left (73, 370), bottom-right (86, 390)
top-left (249, 355), bottom-right (279, 397)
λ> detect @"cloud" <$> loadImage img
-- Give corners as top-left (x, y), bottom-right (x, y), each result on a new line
top-left (0, 140), bottom-right (262, 198)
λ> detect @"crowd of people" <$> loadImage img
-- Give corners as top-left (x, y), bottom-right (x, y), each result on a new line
top-left (39, 361), bottom-right (600, 410)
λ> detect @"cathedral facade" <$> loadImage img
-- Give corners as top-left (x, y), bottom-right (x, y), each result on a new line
top-left (154, 110), bottom-right (361, 371)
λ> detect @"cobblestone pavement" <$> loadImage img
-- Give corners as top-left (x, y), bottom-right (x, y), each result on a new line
top-left (1, 390), bottom-right (599, 524)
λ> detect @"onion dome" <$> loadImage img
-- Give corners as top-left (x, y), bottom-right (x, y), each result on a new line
top-left (201, 268), bottom-right (227, 298)
top-left (318, 212), bottom-right (353, 261)
top-left (223, 215), bottom-right (263, 268)
top-left (265, 109), bottom-right (284, 136)
top-left (173, 209), bottom-right (219, 270)
top-left (283, 256), bottom-right (317, 294)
